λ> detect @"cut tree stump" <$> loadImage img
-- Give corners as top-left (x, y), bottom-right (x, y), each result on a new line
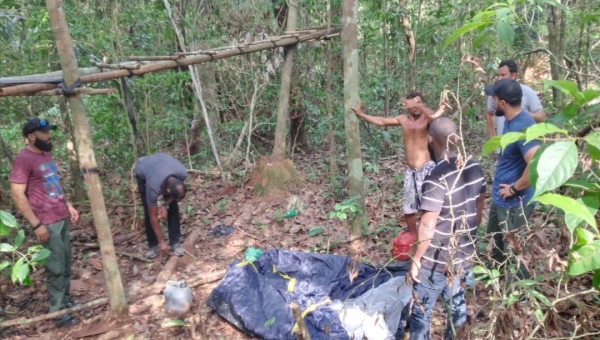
top-left (249, 156), bottom-right (302, 202)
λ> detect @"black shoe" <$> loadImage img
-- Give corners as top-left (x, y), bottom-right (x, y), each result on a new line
top-left (53, 313), bottom-right (79, 328)
top-left (65, 301), bottom-right (80, 309)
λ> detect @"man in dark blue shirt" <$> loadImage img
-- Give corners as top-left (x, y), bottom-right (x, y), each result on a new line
top-left (484, 79), bottom-right (541, 279)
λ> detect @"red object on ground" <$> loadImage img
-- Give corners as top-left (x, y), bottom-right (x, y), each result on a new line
top-left (392, 229), bottom-right (415, 261)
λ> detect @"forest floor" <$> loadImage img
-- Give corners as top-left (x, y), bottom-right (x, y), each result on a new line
top-left (1, 140), bottom-right (598, 340)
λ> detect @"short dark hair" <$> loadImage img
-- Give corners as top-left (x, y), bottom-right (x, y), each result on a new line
top-left (406, 92), bottom-right (424, 101)
top-left (498, 59), bottom-right (518, 74)
top-left (168, 177), bottom-right (187, 199)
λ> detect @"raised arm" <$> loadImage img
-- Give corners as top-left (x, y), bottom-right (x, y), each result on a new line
top-left (351, 100), bottom-right (404, 127)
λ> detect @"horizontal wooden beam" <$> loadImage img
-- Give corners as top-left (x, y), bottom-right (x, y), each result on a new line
top-left (24, 88), bottom-right (116, 96)
top-left (0, 27), bottom-right (341, 97)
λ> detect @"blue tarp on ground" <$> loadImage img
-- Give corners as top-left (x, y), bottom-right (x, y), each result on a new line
top-left (207, 249), bottom-right (411, 340)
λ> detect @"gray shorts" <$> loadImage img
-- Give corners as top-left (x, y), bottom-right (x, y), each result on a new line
top-left (403, 160), bottom-right (436, 214)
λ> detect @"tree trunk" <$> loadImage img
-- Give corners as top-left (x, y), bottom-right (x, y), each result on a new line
top-left (289, 86), bottom-right (307, 154)
top-left (120, 78), bottom-right (140, 158)
top-left (46, 0), bottom-right (128, 318)
top-left (271, 1), bottom-right (298, 160)
top-left (399, 0), bottom-right (416, 92)
top-left (342, 0), bottom-right (367, 235)
top-left (57, 98), bottom-right (86, 202)
top-left (326, 0), bottom-right (336, 180)
top-left (546, 5), bottom-right (567, 109)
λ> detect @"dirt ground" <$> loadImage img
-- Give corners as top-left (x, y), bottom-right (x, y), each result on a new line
top-left (0, 147), bottom-right (597, 340)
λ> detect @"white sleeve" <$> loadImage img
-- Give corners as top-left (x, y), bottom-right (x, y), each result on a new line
top-left (486, 96), bottom-right (495, 113)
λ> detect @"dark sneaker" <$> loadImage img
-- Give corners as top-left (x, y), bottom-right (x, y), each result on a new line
top-left (65, 300), bottom-right (80, 309)
top-left (171, 243), bottom-right (184, 257)
top-left (146, 245), bottom-right (159, 259)
top-left (53, 314), bottom-right (79, 328)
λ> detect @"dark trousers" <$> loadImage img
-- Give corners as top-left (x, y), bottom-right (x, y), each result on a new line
top-left (42, 218), bottom-right (72, 313)
top-left (409, 268), bottom-right (467, 340)
top-left (486, 203), bottom-right (534, 279)
top-left (136, 176), bottom-right (181, 246)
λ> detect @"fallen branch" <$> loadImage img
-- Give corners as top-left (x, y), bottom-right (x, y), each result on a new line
top-left (576, 118), bottom-right (600, 138)
top-left (115, 251), bottom-right (151, 263)
top-left (91, 61), bottom-right (140, 70)
top-left (25, 88), bottom-right (116, 96)
top-left (187, 269), bottom-right (227, 288)
top-left (290, 302), bottom-right (311, 340)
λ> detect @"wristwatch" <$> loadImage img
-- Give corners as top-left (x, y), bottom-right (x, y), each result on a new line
top-left (510, 182), bottom-right (519, 195)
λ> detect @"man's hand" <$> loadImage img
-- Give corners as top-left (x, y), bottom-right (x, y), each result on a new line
top-left (410, 261), bottom-right (421, 283)
top-left (158, 206), bottom-right (167, 220)
top-left (158, 241), bottom-right (169, 253)
top-left (35, 225), bottom-right (50, 243)
top-left (499, 183), bottom-right (515, 200)
top-left (351, 99), bottom-right (363, 116)
top-left (67, 204), bottom-right (79, 224)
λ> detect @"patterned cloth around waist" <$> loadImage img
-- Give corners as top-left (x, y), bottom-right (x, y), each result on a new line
top-left (404, 160), bottom-right (436, 212)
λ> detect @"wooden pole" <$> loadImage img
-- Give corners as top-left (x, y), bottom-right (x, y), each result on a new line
top-left (0, 27), bottom-right (341, 97)
top-left (25, 88), bottom-right (116, 96)
top-left (45, 0), bottom-right (128, 318)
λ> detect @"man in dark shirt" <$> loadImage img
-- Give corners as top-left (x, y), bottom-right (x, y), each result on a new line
top-left (135, 153), bottom-right (187, 258)
top-left (408, 117), bottom-right (486, 340)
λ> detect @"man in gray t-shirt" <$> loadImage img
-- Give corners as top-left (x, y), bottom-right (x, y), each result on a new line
top-left (135, 153), bottom-right (187, 259)
top-left (485, 60), bottom-right (546, 144)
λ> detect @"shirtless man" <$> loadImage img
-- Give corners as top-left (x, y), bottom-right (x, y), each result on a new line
top-left (351, 92), bottom-right (445, 237)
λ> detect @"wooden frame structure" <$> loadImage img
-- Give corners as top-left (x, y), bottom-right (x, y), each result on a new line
top-left (0, 26), bottom-right (340, 97)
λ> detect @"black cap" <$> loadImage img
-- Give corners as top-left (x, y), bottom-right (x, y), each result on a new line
top-left (484, 78), bottom-right (522, 105)
top-left (22, 118), bottom-right (57, 137)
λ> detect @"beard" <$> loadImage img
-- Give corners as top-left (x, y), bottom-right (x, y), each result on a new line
top-left (34, 137), bottom-right (53, 152)
top-left (410, 110), bottom-right (422, 117)
top-left (494, 107), bottom-right (505, 117)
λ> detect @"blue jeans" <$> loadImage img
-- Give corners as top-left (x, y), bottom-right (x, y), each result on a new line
top-left (409, 268), bottom-right (467, 340)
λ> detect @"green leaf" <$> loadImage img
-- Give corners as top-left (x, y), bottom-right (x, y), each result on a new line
top-left (585, 132), bottom-right (600, 153)
top-left (337, 212), bottom-right (347, 220)
top-left (507, 291), bottom-right (521, 306)
top-left (524, 123), bottom-right (568, 144)
top-left (161, 319), bottom-right (186, 328)
top-left (562, 102), bottom-right (580, 120)
top-left (470, 265), bottom-right (487, 274)
top-left (495, 7), bottom-right (511, 19)
top-left (0, 223), bottom-right (7, 236)
top-left (566, 195), bottom-right (599, 245)
top-left (543, 80), bottom-right (579, 98)
top-left (568, 240), bottom-right (600, 276)
top-left (531, 141), bottom-right (577, 199)
top-left (472, 10), bottom-right (497, 22)
top-left (473, 35), bottom-right (489, 49)
top-left (516, 279), bottom-right (538, 288)
top-left (580, 89), bottom-right (600, 104)
top-left (482, 136), bottom-right (502, 156)
top-left (495, 22), bottom-right (514, 46)
top-left (593, 269), bottom-right (600, 290)
top-left (307, 227), bottom-right (324, 237)
top-left (0, 210), bottom-right (18, 229)
top-left (563, 180), bottom-right (599, 191)
top-left (14, 229), bottom-right (25, 249)
top-left (0, 243), bottom-right (15, 252)
top-left (500, 132), bottom-right (525, 151)
top-left (11, 258), bottom-right (29, 284)
top-left (0, 260), bottom-right (10, 271)
top-left (534, 193), bottom-right (597, 230)
top-left (527, 289), bottom-right (552, 307)
top-left (31, 249), bottom-right (51, 263)
top-left (539, 0), bottom-right (569, 12)
top-left (574, 227), bottom-right (596, 246)
top-left (534, 308), bottom-right (545, 324)
top-left (444, 22), bottom-right (489, 47)
top-left (264, 316), bottom-right (276, 327)
top-left (125, 334), bottom-right (135, 340)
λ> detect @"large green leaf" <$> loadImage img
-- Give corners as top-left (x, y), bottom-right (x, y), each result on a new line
top-left (524, 123), bottom-right (568, 144)
top-left (482, 136), bottom-right (502, 156)
top-left (565, 195), bottom-right (600, 245)
top-left (534, 193), bottom-right (597, 229)
top-left (563, 180), bottom-right (600, 191)
top-left (568, 240), bottom-right (600, 276)
top-left (0, 243), bottom-right (15, 252)
top-left (532, 141), bottom-right (577, 199)
top-left (11, 258), bottom-right (29, 284)
top-left (495, 22), bottom-right (514, 46)
top-left (0, 260), bottom-right (10, 271)
top-left (574, 227), bottom-right (596, 246)
top-left (0, 210), bottom-right (18, 229)
top-left (500, 132), bottom-right (525, 151)
top-left (14, 229), bottom-right (25, 249)
top-left (543, 80), bottom-right (579, 98)
top-left (444, 22), bottom-right (489, 47)
top-left (585, 131), bottom-right (600, 151)
top-left (593, 269), bottom-right (600, 290)
top-left (580, 89), bottom-right (600, 104)
top-left (31, 248), bottom-right (51, 264)
top-left (495, 7), bottom-right (511, 19)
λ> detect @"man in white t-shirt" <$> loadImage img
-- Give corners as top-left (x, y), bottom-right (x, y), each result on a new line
top-left (485, 60), bottom-right (546, 140)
